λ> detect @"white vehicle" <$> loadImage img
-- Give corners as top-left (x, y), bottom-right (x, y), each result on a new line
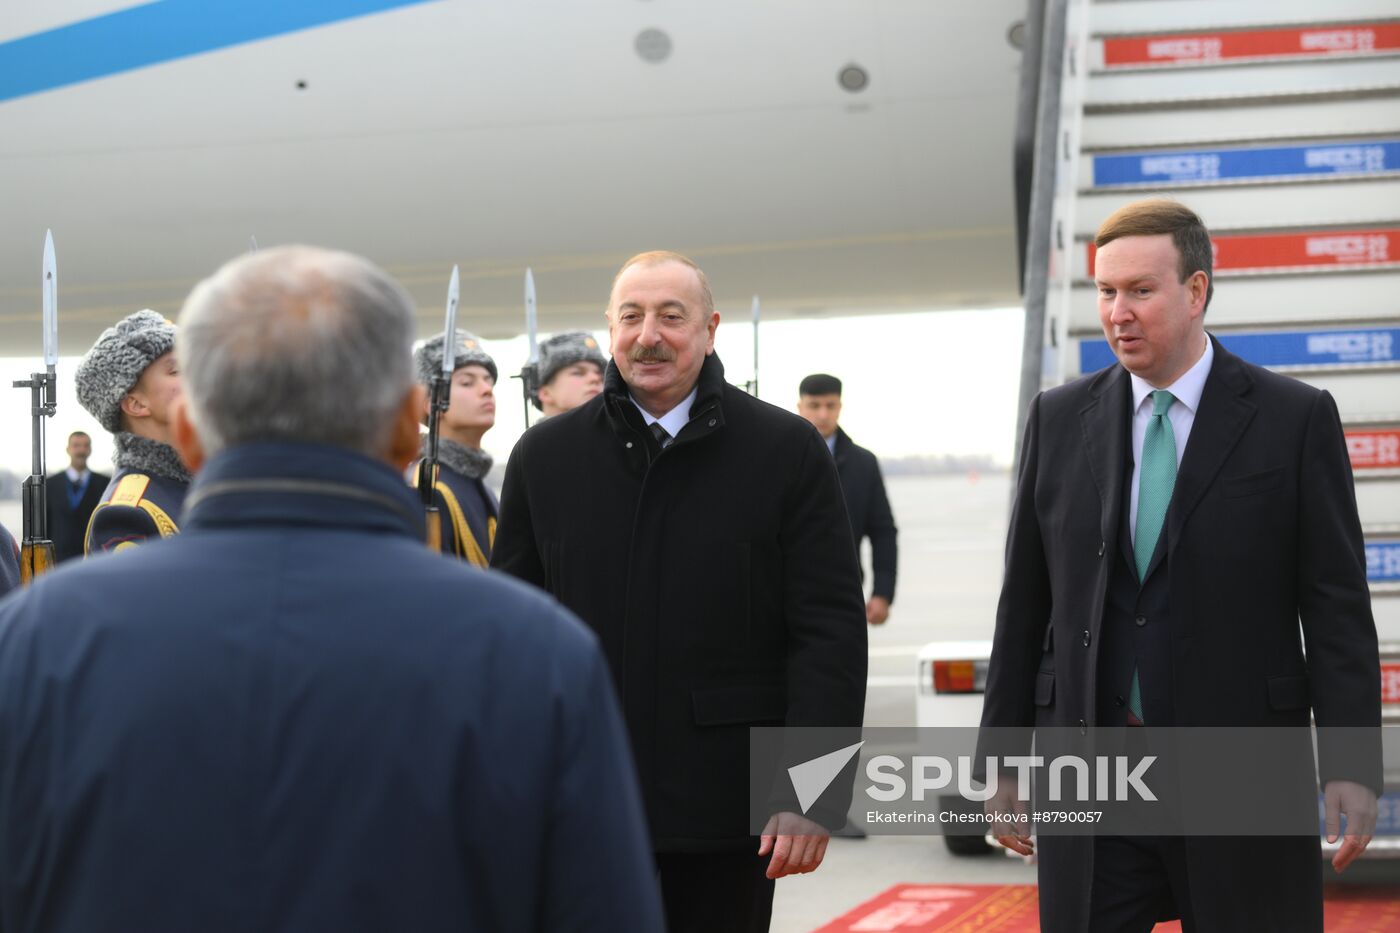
top-left (918, 0), bottom-right (1400, 859)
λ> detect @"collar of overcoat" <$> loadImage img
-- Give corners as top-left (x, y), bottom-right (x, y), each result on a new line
top-left (602, 352), bottom-right (728, 446)
top-left (181, 441), bottom-right (426, 540)
top-left (1079, 333), bottom-right (1257, 576)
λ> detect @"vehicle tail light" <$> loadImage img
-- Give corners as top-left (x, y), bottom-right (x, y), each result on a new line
top-left (932, 659), bottom-right (989, 694)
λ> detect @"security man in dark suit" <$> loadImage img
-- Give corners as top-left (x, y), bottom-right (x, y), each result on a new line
top-left (44, 431), bottom-right (110, 562)
top-left (0, 245), bottom-right (662, 932)
top-left (980, 199), bottom-right (1380, 932)
top-left (74, 309), bottom-right (191, 554)
top-left (798, 373), bottom-right (898, 625)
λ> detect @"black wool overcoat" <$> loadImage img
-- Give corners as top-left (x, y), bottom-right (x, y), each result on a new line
top-left (493, 353), bottom-right (869, 852)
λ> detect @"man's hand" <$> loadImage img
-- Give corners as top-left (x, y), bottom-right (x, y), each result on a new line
top-left (758, 811), bottom-right (831, 879)
top-left (985, 773), bottom-right (1033, 856)
top-left (1324, 779), bottom-right (1377, 873)
top-left (866, 596), bottom-right (891, 626)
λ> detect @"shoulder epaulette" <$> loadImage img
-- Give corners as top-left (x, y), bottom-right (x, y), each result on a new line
top-left (85, 473), bottom-right (180, 554)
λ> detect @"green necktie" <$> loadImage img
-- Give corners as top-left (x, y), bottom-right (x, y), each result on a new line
top-left (1129, 390), bottom-right (1176, 724)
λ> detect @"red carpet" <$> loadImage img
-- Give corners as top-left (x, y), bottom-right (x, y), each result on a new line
top-left (808, 884), bottom-right (1400, 932)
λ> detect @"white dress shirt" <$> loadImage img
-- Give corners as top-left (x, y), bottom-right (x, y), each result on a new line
top-left (65, 467), bottom-right (90, 486)
top-left (630, 386), bottom-right (698, 443)
top-left (1128, 335), bottom-right (1214, 541)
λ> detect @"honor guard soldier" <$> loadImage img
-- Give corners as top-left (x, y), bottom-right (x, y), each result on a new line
top-left (414, 330), bottom-right (499, 566)
top-left (0, 522), bottom-right (18, 598)
top-left (74, 309), bottom-right (190, 554)
top-left (533, 330), bottom-right (606, 418)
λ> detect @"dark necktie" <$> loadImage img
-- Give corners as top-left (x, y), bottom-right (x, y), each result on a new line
top-left (649, 422), bottom-right (673, 449)
top-left (67, 474), bottom-right (88, 511)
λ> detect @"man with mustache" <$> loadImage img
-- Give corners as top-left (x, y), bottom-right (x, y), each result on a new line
top-left (492, 251), bottom-right (868, 932)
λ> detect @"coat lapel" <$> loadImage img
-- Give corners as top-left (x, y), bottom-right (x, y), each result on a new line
top-left (1162, 336), bottom-right (1256, 563)
top-left (1079, 365), bottom-right (1132, 567)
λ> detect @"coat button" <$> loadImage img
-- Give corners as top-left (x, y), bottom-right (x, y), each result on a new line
top-left (1135, 615), bottom-right (1147, 627)
top-left (625, 441), bottom-right (633, 449)
top-left (708, 418), bottom-right (717, 427)
top-left (1114, 695), bottom-right (1125, 707)
top-left (1081, 630), bottom-right (1091, 647)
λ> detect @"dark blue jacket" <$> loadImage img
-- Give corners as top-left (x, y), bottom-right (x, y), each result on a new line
top-left (0, 442), bottom-right (662, 933)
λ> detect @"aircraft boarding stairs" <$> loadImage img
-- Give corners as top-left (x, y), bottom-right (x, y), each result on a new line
top-left (1035, 0), bottom-right (1400, 857)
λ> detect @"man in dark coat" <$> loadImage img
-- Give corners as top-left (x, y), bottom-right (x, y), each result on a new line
top-left (798, 373), bottom-right (898, 624)
top-left (0, 245), bottom-right (662, 933)
top-left (492, 250), bottom-right (868, 933)
top-left (44, 431), bottom-right (110, 562)
top-left (979, 199), bottom-right (1380, 931)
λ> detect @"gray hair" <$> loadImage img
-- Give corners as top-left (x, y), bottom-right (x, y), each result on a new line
top-left (177, 245), bottom-right (417, 458)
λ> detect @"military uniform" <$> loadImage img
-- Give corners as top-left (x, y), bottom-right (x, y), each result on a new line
top-left (74, 310), bottom-right (188, 555)
top-left (417, 438), bottom-right (498, 567)
top-left (85, 434), bottom-right (191, 555)
top-left (0, 522), bottom-right (19, 598)
top-left (414, 329), bottom-right (499, 566)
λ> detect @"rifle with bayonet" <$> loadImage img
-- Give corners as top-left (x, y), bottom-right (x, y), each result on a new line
top-left (513, 267), bottom-right (540, 426)
top-left (418, 265), bottom-right (460, 550)
top-left (11, 231), bottom-right (59, 583)
top-left (742, 294), bottom-right (760, 397)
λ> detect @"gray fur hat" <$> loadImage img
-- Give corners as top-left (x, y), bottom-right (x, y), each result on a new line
top-left (415, 329), bottom-right (497, 384)
top-left (538, 330), bottom-right (606, 388)
top-left (75, 309), bottom-right (178, 433)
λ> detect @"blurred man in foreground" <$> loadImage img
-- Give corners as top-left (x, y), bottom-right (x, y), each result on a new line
top-left (0, 245), bottom-right (662, 933)
top-left (798, 373), bottom-right (898, 625)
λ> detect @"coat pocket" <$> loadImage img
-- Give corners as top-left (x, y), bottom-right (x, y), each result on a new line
top-left (692, 684), bottom-right (786, 726)
top-left (1266, 674), bottom-right (1310, 711)
top-left (1034, 671), bottom-right (1056, 707)
top-left (1221, 467), bottom-right (1284, 499)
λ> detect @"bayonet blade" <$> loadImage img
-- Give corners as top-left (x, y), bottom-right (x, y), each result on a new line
top-left (249, 235), bottom-right (258, 254)
top-left (442, 265), bottom-right (460, 375)
top-left (525, 267), bottom-right (538, 364)
top-left (751, 294), bottom-right (760, 324)
top-left (42, 230), bottom-right (57, 367)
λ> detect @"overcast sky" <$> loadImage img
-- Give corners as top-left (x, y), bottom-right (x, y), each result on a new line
top-left (0, 307), bottom-right (1024, 479)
